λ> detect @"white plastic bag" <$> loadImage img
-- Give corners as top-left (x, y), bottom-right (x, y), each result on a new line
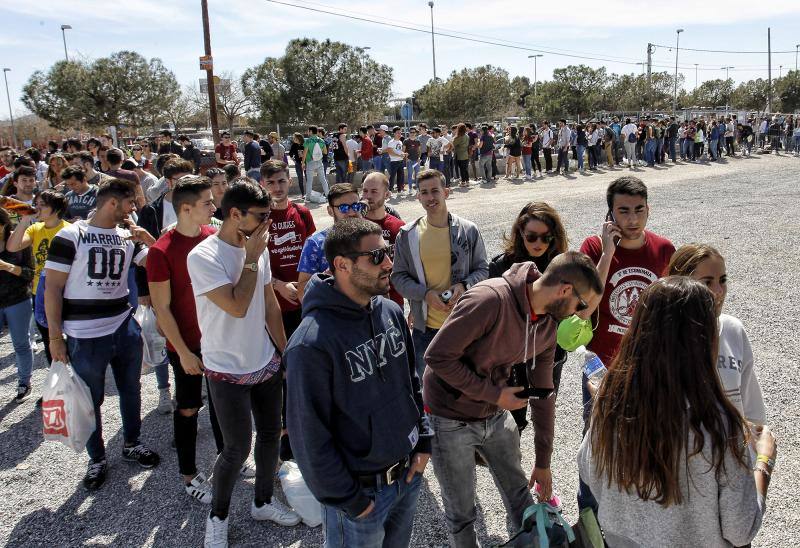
top-left (307, 189), bottom-right (327, 204)
top-left (279, 461), bottom-right (322, 527)
top-left (134, 306), bottom-right (167, 367)
top-left (41, 361), bottom-right (96, 452)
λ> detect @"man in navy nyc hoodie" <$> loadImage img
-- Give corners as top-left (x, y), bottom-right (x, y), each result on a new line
top-left (285, 218), bottom-right (432, 547)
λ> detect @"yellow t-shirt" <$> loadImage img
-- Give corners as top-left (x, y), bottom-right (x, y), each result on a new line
top-left (418, 218), bottom-right (452, 329)
top-left (25, 220), bottom-right (70, 294)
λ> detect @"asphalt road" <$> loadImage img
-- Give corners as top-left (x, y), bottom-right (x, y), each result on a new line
top-left (1, 153), bottom-right (798, 547)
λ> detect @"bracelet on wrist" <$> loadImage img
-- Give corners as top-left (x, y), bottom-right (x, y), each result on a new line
top-left (756, 454), bottom-right (775, 469)
top-left (49, 336), bottom-right (63, 341)
top-left (754, 464), bottom-right (772, 479)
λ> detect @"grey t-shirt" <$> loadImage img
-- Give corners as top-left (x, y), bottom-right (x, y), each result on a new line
top-left (65, 186), bottom-right (98, 220)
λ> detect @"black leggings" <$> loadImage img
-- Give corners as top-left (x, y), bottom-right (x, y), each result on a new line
top-left (457, 159), bottom-right (470, 182)
top-left (531, 148), bottom-right (542, 172)
top-left (36, 322), bottom-right (52, 365)
top-left (209, 372), bottom-right (282, 517)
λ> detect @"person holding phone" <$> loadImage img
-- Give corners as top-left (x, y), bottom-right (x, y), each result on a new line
top-left (578, 176), bottom-right (675, 511)
top-left (423, 252), bottom-right (602, 547)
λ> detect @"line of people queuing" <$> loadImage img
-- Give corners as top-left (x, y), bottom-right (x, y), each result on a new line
top-left (0, 132), bottom-right (778, 548)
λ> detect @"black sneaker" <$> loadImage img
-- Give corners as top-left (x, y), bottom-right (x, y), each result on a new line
top-left (83, 459), bottom-right (108, 491)
top-left (122, 443), bottom-right (160, 469)
top-left (14, 385), bottom-right (31, 403)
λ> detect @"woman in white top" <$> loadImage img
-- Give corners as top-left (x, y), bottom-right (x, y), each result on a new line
top-left (668, 243), bottom-right (767, 424)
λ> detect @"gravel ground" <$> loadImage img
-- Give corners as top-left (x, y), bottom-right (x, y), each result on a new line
top-left (1, 153), bottom-right (798, 547)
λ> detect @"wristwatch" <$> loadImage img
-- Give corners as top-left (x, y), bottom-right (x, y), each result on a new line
top-left (243, 262), bottom-right (258, 272)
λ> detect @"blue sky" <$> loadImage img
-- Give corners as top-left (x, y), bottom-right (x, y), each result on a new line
top-left (2, 0), bottom-right (800, 120)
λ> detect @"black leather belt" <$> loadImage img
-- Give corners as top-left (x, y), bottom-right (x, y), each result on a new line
top-left (357, 458), bottom-right (408, 488)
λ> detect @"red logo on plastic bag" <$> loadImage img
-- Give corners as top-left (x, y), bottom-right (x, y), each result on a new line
top-left (42, 399), bottom-right (68, 436)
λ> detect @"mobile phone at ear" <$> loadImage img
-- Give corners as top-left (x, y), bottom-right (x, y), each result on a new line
top-left (606, 210), bottom-right (621, 245)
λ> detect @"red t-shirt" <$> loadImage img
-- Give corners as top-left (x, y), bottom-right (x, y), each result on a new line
top-left (360, 138), bottom-right (374, 161)
top-left (146, 225), bottom-right (217, 352)
top-left (0, 165), bottom-right (11, 179)
top-left (268, 202), bottom-right (316, 312)
top-left (369, 213), bottom-right (405, 307)
top-left (215, 143), bottom-right (239, 167)
top-left (580, 230), bottom-right (675, 366)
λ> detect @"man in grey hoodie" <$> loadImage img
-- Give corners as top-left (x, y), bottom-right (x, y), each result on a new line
top-left (391, 169), bottom-right (488, 379)
top-left (285, 218), bottom-right (432, 548)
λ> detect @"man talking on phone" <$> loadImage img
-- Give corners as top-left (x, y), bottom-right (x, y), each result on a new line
top-left (423, 252), bottom-right (602, 547)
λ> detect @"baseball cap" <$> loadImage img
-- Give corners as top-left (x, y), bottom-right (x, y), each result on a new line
top-left (379, 124), bottom-right (389, 131)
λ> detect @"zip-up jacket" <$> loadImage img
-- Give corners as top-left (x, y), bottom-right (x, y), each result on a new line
top-left (391, 212), bottom-right (488, 332)
top-left (423, 261), bottom-right (558, 468)
top-left (285, 274), bottom-right (433, 518)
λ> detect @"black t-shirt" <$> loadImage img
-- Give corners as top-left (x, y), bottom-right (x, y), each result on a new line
top-left (507, 137), bottom-right (522, 156)
top-left (479, 134), bottom-right (495, 155)
top-left (333, 133), bottom-right (349, 161)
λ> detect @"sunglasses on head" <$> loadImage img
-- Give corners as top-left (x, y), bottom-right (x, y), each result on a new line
top-left (336, 202), bottom-right (367, 215)
top-left (523, 232), bottom-right (555, 244)
top-left (346, 245), bottom-right (393, 265)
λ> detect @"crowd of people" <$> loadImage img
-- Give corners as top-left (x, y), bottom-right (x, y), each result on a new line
top-left (0, 123), bottom-right (781, 548)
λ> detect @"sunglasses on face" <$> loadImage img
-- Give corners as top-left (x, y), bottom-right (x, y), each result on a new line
top-left (242, 209), bottom-right (271, 222)
top-left (562, 281), bottom-right (588, 312)
top-left (347, 245), bottom-right (393, 265)
top-left (523, 232), bottom-right (555, 244)
top-left (336, 202), bottom-right (367, 215)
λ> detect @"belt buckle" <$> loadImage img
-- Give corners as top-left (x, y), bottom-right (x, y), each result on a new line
top-left (383, 461), bottom-right (401, 486)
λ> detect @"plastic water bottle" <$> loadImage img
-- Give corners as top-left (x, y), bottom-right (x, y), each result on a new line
top-left (577, 345), bottom-right (607, 390)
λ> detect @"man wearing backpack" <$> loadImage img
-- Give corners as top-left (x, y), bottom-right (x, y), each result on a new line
top-left (620, 119), bottom-right (638, 168)
top-left (303, 126), bottom-right (328, 201)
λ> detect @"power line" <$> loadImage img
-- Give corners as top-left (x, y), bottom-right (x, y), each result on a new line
top-left (650, 43), bottom-right (796, 54)
top-left (264, 0), bottom-right (783, 73)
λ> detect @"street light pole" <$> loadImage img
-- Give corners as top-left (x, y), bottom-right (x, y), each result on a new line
top-left (2, 69), bottom-right (15, 148)
top-left (796, 44), bottom-right (799, 73)
top-left (428, 2), bottom-right (437, 81)
top-left (721, 66), bottom-right (734, 82)
top-left (694, 64), bottom-right (699, 91)
top-left (60, 24), bottom-right (72, 62)
top-left (528, 54), bottom-right (543, 97)
top-left (673, 28), bottom-right (683, 114)
top-left (779, 65), bottom-right (783, 78)
top-left (636, 62), bottom-right (646, 75)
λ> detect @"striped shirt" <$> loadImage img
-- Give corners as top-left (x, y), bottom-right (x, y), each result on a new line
top-left (45, 221), bottom-right (148, 339)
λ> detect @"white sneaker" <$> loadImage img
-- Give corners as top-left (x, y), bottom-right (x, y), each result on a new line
top-left (250, 498), bottom-right (301, 526)
top-left (185, 472), bottom-right (212, 504)
top-left (204, 514), bottom-right (229, 548)
top-left (158, 388), bottom-right (174, 415)
top-left (240, 463), bottom-right (256, 478)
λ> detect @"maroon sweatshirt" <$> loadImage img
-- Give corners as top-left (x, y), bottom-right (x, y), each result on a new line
top-left (423, 261), bottom-right (558, 468)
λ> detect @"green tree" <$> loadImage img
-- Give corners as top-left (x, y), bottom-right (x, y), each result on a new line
top-left (535, 65), bottom-right (607, 119)
top-left (242, 39), bottom-right (393, 127)
top-left (776, 71), bottom-right (800, 112)
top-left (23, 51), bottom-right (179, 131)
top-left (730, 78), bottom-right (769, 111)
top-left (690, 78), bottom-right (734, 109)
top-left (413, 65), bottom-right (514, 122)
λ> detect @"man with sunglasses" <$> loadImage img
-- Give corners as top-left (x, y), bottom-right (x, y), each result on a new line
top-left (423, 252), bottom-right (602, 547)
top-left (285, 217), bottom-right (432, 548)
top-left (296, 183), bottom-right (365, 301)
top-left (188, 181), bottom-right (300, 546)
top-left (215, 131), bottom-right (240, 169)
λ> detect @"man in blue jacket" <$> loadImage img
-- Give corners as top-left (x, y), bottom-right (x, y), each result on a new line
top-left (285, 217), bottom-right (432, 548)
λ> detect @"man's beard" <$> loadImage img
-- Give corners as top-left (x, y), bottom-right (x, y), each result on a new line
top-left (351, 264), bottom-right (390, 297)
top-left (544, 296), bottom-right (573, 321)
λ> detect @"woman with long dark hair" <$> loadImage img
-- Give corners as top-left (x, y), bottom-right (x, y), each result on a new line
top-left (288, 133), bottom-right (305, 197)
top-left (579, 276), bottom-right (775, 547)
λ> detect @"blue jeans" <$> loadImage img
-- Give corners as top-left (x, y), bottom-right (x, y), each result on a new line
top-left (373, 155), bottom-right (384, 173)
top-left (67, 315), bottom-right (144, 461)
top-left (428, 158), bottom-right (443, 173)
top-left (246, 168), bottom-right (261, 182)
top-left (0, 298), bottom-right (34, 387)
top-left (305, 160), bottom-right (329, 197)
top-left (411, 327), bottom-right (438, 380)
top-left (668, 136), bottom-right (677, 162)
top-left (388, 161), bottom-right (405, 191)
top-left (644, 139), bottom-right (656, 165)
top-left (576, 145), bottom-right (585, 170)
top-left (323, 465), bottom-right (422, 548)
top-left (709, 139), bottom-right (719, 160)
top-left (522, 154), bottom-right (532, 177)
top-left (432, 412), bottom-right (533, 547)
top-left (406, 160), bottom-right (420, 188)
top-left (335, 160), bottom-right (349, 184)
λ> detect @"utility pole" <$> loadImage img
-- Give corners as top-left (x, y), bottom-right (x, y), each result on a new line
top-left (694, 64), bottom-right (699, 91)
top-left (796, 44), bottom-right (799, 73)
top-left (60, 25), bottom-right (72, 62)
top-left (647, 43), bottom-right (654, 112)
top-left (767, 27), bottom-right (772, 113)
top-left (201, 0), bottom-right (220, 145)
top-left (2, 69), bottom-right (16, 148)
top-left (528, 54), bottom-right (543, 98)
top-left (673, 29), bottom-right (683, 114)
top-left (428, 2), bottom-right (437, 81)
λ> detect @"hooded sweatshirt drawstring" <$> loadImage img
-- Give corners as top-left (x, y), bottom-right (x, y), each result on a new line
top-left (368, 304), bottom-right (387, 382)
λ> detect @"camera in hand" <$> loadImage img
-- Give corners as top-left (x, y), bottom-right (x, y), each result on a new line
top-left (507, 361), bottom-right (553, 400)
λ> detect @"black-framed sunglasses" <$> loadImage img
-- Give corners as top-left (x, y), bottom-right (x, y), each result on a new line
top-left (523, 231), bottom-right (555, 244)
top-left (242, 209), bottom-right (271, 222)
top-left (337, 202), bottom-right (367, 215)
top-left (562, 280), bottom-right (588, 312)
top-left (346, 245), bottom-right (393, 265)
